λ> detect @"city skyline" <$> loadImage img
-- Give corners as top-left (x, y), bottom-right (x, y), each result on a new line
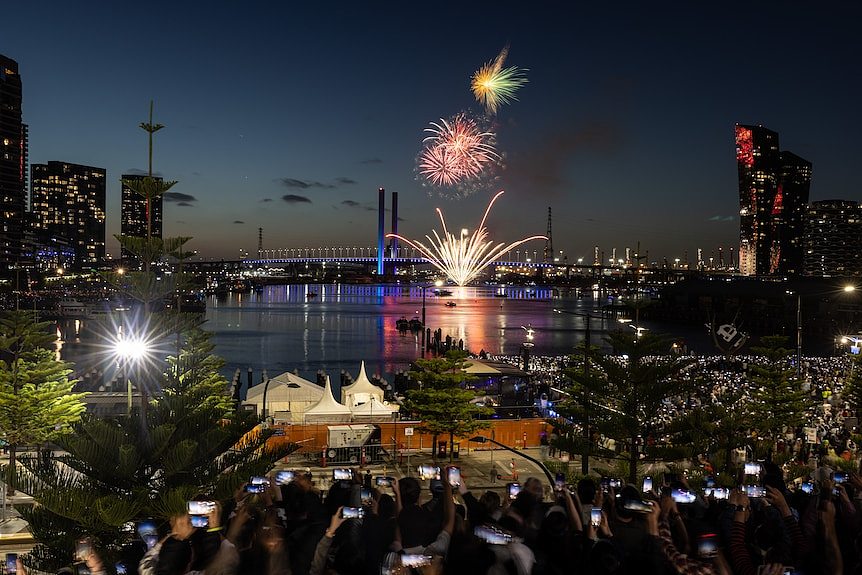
top-left (3, 2), bottom-right (861, 262)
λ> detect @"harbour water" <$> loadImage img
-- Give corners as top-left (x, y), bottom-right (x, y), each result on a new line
top-left (57, 283), bottom-right (714, 388)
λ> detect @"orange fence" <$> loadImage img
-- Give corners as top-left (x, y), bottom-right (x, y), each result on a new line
top-left (267, 418), bottom-right (549, 461)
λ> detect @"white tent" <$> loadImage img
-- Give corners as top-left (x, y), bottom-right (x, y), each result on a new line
top-left (350, 396), bottom-right (398, 421)
top-left (244, 371), bottom-right (323, 423)
top-left (341, 361), bottom-right (385, 407)
top-left (303, 376), bottom-right (353, 423)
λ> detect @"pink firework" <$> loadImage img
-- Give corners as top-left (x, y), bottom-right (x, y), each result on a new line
top-left (418, 113), bottom-right (499, 187)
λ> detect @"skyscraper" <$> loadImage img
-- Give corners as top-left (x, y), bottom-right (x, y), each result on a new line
top-left (0, 55), bottom-right (26, 271)
top-left (120, 174), bottom-right (163, 264)
top-left (735, 124), bottom-right (810, 276)
top-left (31, 161), bottom-right (106, 268)
top-left (804, 200), bottom-right (862, 277)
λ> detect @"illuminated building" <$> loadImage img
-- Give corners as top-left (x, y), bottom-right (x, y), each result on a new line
top-left (0, 55), bottom-right (27, 270)
top-left (803, 200), bottom-right (862, 277)
top-left (30, 161), bottom-right (106, 268)
top-left (736, 124), bottom-right (810, 276)
top-left (121, 173), bottom-right (163, 264)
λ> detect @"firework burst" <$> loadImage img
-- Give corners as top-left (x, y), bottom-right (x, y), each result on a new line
top-left (471, 45), bottom-right (528, 115)
top-left (387, 190), bottom-right (546, 286)
top-left (417, 113), bottom-right (500, 190)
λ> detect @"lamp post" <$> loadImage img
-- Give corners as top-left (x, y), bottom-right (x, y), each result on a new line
top-left (553, 308), bottom-right (605, 474)
top-left (787, 284), bottom-right (856, 380)
top-left (114, 332), bottom-right (151, 417)
top-left (262, 378), bottom-right (299, 421)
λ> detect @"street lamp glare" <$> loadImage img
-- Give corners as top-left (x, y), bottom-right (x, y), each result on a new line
top-left (844, 285), bottom-right (856, 292)
top-left (115, 336), bottom-right (150, 361)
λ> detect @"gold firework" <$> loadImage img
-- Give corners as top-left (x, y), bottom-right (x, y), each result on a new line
top-left (471, 45), bottom-right (528, 115)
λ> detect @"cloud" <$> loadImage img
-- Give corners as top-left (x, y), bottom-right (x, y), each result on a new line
top-left (233, 220), bottom-right (245, 224)
top-left (260, 198), bottom-right (273, 202)
top-left (122, 168), bottom-right (164, 177)
top-left (360, 158), bottom-right (383, 164)
top-left (335, 177), bottom-right (357, 185)
top-left (363, 206), bottom-right (376, 212)
top-left (341, 200), bottom-right (361, 207)
top-left (398, 216), bottom-right (406, 222)
top-left (176, 201), bottom-right (194, 207)
top-left (192, 171), bottom-right (202, 177)
top-left (164, 192), bottom-right (198, 203)
top-left (282, 194), bottom-right (312, 204)
top-left (707, 215), bottom-right (736, 222)
top-left (279, 178), bottom-right (335, 190)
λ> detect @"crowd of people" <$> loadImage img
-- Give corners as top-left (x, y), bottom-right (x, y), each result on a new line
top-left (60, 463), bottom-right (862, 575)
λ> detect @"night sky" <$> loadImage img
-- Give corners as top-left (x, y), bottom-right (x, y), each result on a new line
top-left (4, 2), bottom-right (860, 263)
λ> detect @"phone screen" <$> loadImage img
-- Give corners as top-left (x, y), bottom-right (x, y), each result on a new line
top-left (75, 540), bottom-right (91, 562)
top-left (590, 507), bottom-right (602, 527)
top-left (555, 472), bottom-right (566, 491)
top-left (447, 467), bottom-right (461, 487)
top-left (342, 506), bottom-right (364, 519)
top-left (671, 488), bottom-right (696, 504)
top-left (622, 499), bottom-right (654, 513)
top-left (6, 553), bottom-right (17, 574)
top-left (705, 487), bottom-right (729, 500)
top-left (744, 462), bottom-right (762, 476)
top-left (642, 476), bottom-right (653, 493)
top-left (375, 476), bottom-right (392, 487)
top-left (401, 555), bottom-right (431, 568)
top-left (276, 470), bottom-right (295, 485)
top-left (360, 488), bottom-right (373, 505)
top-left (697, 534), bottom-right (718, 558)
top-left (743, 485), bottom-right (766, 498)
top-left (116, 562), bottom-right (127, 575)
top-left (418, 465), bottom-right (440, 480)
top-left (800, 482), bottom-right (814, 494)
top-left (832, 472), bottom-right (847, 484)
top-left (507, 482), bottom-right (521, 500)
top-left (333, 468), bottom-right (352, 481)
top-left (187, 501), bottom-right (215, 516)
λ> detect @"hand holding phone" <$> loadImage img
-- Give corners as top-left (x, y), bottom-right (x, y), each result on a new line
top-left (6, 553), bottom-right (17, 574)
top-left (447, 466), bottom-right (461, 487)
top-left (590, 507), bottom-right (602, 528)
top-left (342, 506), bottom-right (364, 519)
top-left (507, 482), bottom-right (521, 500)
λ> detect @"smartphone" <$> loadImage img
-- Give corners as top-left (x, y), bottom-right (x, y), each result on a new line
top-left (590, 507), bottom-right (602, 528)
top-left (342, 506), bottom-right (365, 519)
top-left (75, 539), bottom-right (92, 562)
top-left (744, 462), bottom-right (762, 476)
top-left (332, 468), bottom-right (353, 481)
top-left (704, 487), bottom-right (729, 500)
top-left (474, 525), bottom-right (511, 545)
top-left (697, 534), bottom-right (718, 558)
top-left (137, 520), bottom-right (158, 549)
top-left (507, 482), bottom-right (521, 500)
top-left (671, 488), bottom-right (696, 504)
top-left (642, 476), bottom-right (653, 493)
top-left (360, 487), bottom-right (373, 506)
top-left (244, 482), bottom-right (268, 494)
top-left (418, 465), bottom-right (440, 480)
top-left (401, 555), bottom-right (432, 568)
top-left (188, 501), bottom-right (216, 528)
top-left (555, 472), bottom-right (566, 492)
top-left (116, 562), bottom-right (127, 575)
top-left (375, 476), bottom-right (394, 487)
top-left (447, 467), bottom-right (462, 487)
top-left (275, 470), bottom-right (295, 485)
top-left (622, 499), bottom-right (654, 513)
top-left (832, 471), bottom-right (847, 484)
top-left (743, 485), bottom-right (766, 498)
top-left (800, 481), bottom-right (814, 494)
top-left (190, 515), bottom-right (209, 528)
top-left (6, 553), bottom-right (17, 574)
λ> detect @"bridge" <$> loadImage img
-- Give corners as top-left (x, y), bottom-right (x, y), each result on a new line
top-left (247, 247), bottom-right (557, 268)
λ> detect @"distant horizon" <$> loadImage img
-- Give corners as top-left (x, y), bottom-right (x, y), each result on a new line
top-left (4, 2), bottom-right (860, 261)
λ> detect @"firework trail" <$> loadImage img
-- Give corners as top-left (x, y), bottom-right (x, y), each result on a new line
top-left (471, 45), bottom-right (528, 115)
top-left (387, 190), bottom-right (546, 286)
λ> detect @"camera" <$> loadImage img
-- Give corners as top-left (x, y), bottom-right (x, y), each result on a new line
top-left (507, 482), bottom-right (521, 500)
top-left (418, 465), bottom-right (440, 480)
top-left (332, 468), bottom-right (353, 481)
top-left (447, 467), bottom-right (462, 487)
top-left (342, 506), bottom-right (365, 519)
top-left (275, 470), bottom-right (295, 485)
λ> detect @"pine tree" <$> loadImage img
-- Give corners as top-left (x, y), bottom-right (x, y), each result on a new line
top-left (559, 330), bottom-right (695, 484)
top-left (747, 335), bottom-right (810, 449)
top-left (13, 330), bottom-right (294, 572)
top-left (402, 350), bottom-right (492, 461)
top-left (0, 311), bottom-right (87, 490)
top-left (844, 352), bottom-right (862, 423)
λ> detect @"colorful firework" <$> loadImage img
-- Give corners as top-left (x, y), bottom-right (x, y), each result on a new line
top-left (417, 113), bottom-right (500, 189)
top-left (471, 45), bottom-right (528, 115)
top-left (387, 190), bottom-right (546, 286)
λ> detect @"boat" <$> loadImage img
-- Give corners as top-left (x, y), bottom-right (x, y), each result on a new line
top-left (434, 289), bottom-right (453, 297)
top-left (445, 301), bottom-right (457, 307)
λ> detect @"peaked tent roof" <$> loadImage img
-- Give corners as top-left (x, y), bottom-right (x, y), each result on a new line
top-left (350, 396), bottom-right (398, 416)
top-left (246, 371), bottom-right (323, 403)
top-left (341, 361), bottom-right (384, 403)
top-left (304, 376), bottom-right (352, 417)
